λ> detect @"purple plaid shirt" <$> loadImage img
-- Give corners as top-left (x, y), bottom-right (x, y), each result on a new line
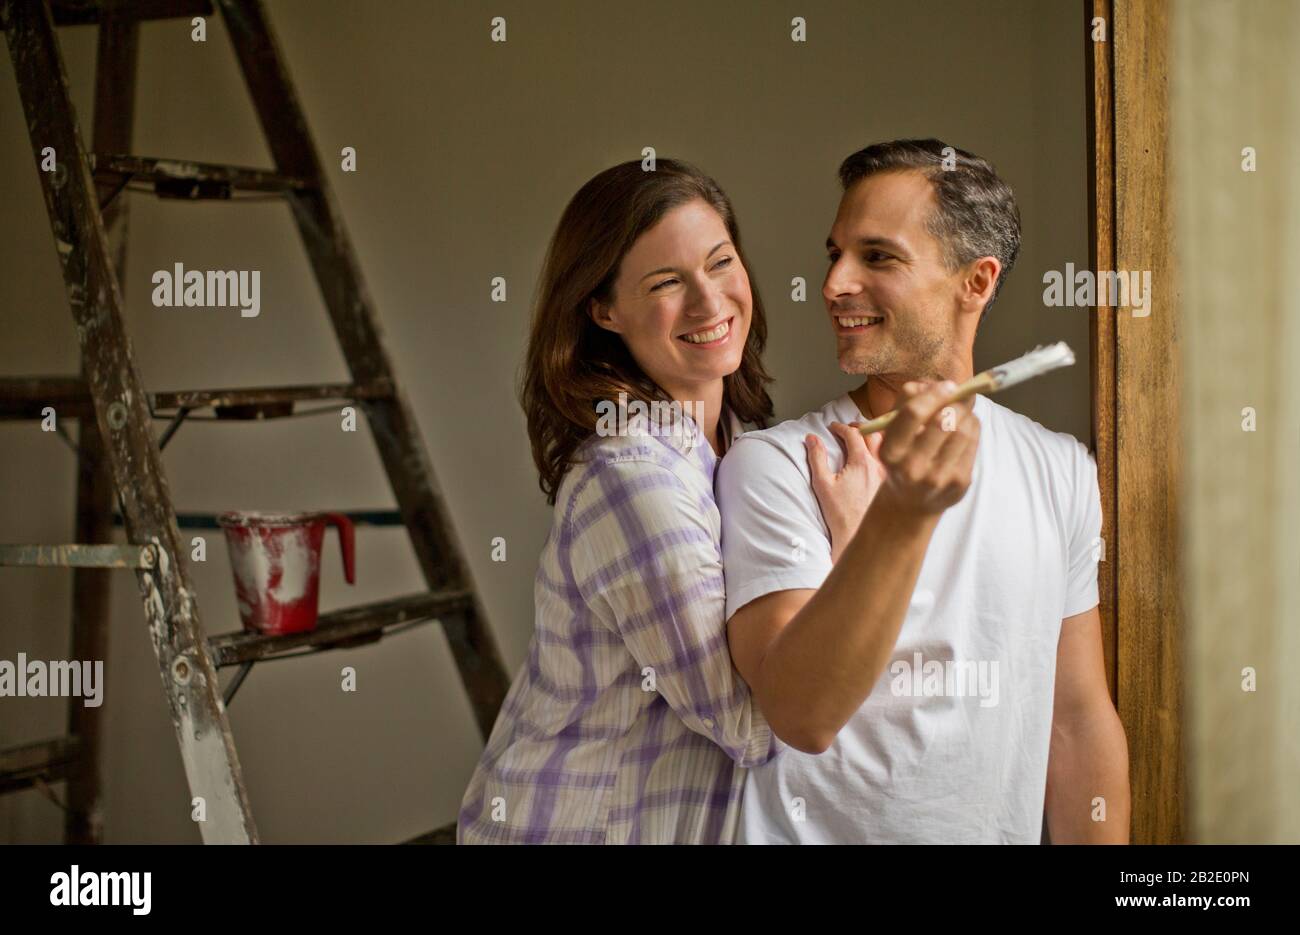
top-left (458, 402), bottom-right (780, 844)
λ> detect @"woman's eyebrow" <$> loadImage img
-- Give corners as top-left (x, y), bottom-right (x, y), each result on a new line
top-left (639, 241), bottom-right (732, 281)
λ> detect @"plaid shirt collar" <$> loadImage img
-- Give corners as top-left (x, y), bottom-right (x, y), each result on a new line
top-left (600, 395), bottom-right (744, 468)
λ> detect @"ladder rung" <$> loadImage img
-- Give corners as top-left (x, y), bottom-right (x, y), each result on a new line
top-left (151, 378), bottom-right (395, 415)
top-left (0, 543), bottom-right (157, 569)
top-left (0, 376), bottom-right (88, 419)
top-left (90, 153), bottom-right (313, 198)
top-left (0, 736), bottom-right (82, 796)
top-left (208, 590), bottom-right (474, 667)
top-left (0, 0), bottom-right (215, 29)
top-left (0, 376), bottom-right (394, 420)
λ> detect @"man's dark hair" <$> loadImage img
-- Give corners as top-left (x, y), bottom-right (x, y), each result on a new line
top-left (837, 138), bottom-right (1021, 318)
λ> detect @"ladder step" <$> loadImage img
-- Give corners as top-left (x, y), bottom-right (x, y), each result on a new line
top-left (90, 152), bottom-right (313, 199)
top-left (0, 376), bottom-right (394, 420)
top-left (208, 590), bottom-right (474, 667)
top-left (0, 376), bottom-right (89, 419)
top-left (0, 0), bottom-right (214, 29)
top-left (0, 542), bottom-right (156, 569)
top-left (402, 820), bottom-right (458, 845)
top-left (0, 736), bottom-right (82, 796)
top-left (153, 378), bottom-right (395, 417)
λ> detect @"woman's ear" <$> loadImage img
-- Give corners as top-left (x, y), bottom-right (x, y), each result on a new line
top-left (588, 297), bottom-right (620, 334)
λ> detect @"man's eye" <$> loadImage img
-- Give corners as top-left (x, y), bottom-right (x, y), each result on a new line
top-left (867, 251), bottom-right (891, 262)
top-left (826, 252), bottom-right (841, 263)
top-left (650, 278), bottom-right (679, 292)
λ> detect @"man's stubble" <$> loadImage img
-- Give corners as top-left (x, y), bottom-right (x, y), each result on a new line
top-left (837, 314), bottom-right (951, 380)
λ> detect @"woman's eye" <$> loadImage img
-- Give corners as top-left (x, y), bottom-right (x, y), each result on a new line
top-left (713, 256), bottom-right (734, 270)
top-left (650, 278), bottom-right (679, 292)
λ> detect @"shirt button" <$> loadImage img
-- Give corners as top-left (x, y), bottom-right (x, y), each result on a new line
top-left (701, 717), bottom-right (715, 730)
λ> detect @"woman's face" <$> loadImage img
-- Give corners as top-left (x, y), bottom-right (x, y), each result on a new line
top-left (591, 199), bottom-right (753, 401)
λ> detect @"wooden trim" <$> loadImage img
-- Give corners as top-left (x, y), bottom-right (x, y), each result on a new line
top-left (1089, 0), bottom-right (1186, 844)
top-left (1086, 0), bottom-right (1119, 708)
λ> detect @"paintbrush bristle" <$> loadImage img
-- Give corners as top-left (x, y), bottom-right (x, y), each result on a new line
top-left (990, 342), bottom-right (1076, 390)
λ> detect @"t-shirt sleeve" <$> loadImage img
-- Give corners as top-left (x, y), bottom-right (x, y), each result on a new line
top-left (1063, 439), bottom-right (1102, 617)
top-left (716, 434), bottom-right (833, 621)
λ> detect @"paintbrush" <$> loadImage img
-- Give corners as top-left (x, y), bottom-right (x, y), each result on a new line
top-left (856, 341), bottom-right (1076, 435)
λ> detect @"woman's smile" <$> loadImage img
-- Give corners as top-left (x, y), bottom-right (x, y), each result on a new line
top-left (678, 315), bottom-right (734, 348)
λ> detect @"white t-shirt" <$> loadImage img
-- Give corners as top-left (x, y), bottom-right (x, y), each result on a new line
top-left (715, 392), bottom-right (1101, 844)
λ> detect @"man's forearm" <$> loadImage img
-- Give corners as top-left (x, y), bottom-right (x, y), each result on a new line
top-left (753, 491), bottom-right (939, 752)
top-left (1045, 704), bottom-right (1131, 843)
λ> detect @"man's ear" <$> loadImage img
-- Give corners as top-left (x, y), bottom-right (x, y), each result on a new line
top-left (962, 256), bottom-right (1002, 316)
top-left (589, 297), bottom-right (620, 334)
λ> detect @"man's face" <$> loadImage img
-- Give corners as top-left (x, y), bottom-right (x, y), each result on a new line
top-left (823, 169), bottom-right (963, 378)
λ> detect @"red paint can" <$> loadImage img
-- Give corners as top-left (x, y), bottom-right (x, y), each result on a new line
top-left (217, 510), bottom-right (356, 635)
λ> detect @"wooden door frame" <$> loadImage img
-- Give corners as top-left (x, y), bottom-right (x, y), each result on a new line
top-left (1086, 0), bottom-right (1185, 844)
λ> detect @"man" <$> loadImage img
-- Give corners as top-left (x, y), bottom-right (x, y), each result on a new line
top-left (716, 139), bottom-right (1129, 844)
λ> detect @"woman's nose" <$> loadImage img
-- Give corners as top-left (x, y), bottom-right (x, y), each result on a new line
top-left (686, 280), bottom-right (726, 318)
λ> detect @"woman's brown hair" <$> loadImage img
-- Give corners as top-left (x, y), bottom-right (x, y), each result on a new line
top-left (521, 159), bottom-right (774, 504)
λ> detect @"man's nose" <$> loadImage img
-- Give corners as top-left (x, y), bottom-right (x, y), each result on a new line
top-left (823, 261), bottom-right (863, 303)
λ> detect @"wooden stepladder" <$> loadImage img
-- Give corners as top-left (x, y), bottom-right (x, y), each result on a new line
top-left (0, 0), bottom-right (508, 844)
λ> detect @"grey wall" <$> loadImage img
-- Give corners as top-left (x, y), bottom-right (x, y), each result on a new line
top-left (0, 0), bottom-right (1086, 842)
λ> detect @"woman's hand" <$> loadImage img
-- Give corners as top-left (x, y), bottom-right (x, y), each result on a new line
top-left (806, 421), bottom-right (886, 564)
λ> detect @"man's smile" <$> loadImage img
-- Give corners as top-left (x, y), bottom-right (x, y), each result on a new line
top-left (834, 314), bottom-right (885, 333)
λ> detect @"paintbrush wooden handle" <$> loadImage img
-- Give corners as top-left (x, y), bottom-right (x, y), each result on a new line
top-left (856, 371), bottom-right (998, 435)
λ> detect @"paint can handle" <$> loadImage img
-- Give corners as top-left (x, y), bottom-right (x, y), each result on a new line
top-left (321, 512), bottom-right (356, 585)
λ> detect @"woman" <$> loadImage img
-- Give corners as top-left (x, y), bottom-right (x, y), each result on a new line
top-left (457, 159), bottom-right (856, 844)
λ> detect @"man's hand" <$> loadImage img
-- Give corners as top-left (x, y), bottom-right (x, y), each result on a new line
top-left (875, 380), bottom-right (980, 516)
